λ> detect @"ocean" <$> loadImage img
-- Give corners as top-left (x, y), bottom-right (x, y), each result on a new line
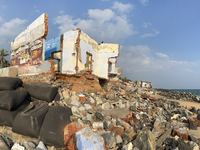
top-left (171, 89), bottom-right (200, 97)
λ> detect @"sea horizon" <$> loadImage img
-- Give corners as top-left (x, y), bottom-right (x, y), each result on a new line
top-left (169, 89), bottom-right (200, 97)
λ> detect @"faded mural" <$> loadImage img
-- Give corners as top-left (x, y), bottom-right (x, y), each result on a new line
top-left (11, 40), bottom-right (43, 68)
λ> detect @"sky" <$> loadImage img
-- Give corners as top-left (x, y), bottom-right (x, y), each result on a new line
top-left (0, 0), bottom-right (200, 89)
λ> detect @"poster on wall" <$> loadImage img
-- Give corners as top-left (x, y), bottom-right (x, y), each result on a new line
top-left (11, 40), bottom-right (43, 68)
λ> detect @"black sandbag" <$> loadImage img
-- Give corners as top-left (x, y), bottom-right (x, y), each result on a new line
top-left (0, 100), bottom-right (30, 127)
top-left (0, 77), bottom-right (22, 91)
top-left (23, 82), bottom-right (58, 102)
top-left (39, 106), bottom-right (72, 148)
top-left (0, 87), bottom-right (29, 111)
top-left (29, 96), bottom-right (43, 102)
top-left (54, 93), bottom-right (60, 101)
top-left (12, 101), bottom-right (49, 138)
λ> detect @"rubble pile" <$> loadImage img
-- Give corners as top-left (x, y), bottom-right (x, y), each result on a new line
top-left (156, 89), bottom-right (199, 102)
top-left (50, 82), bottom-right (200, 149)
top-left (1, 79), bottom-right (200, 149)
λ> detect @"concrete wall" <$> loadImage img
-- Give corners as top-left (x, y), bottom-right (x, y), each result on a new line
top-left (11, 13), bottom-right (48, 51)
top-left (61, 29), bottom-right (120, 79)
top-left (79, 31), bottom-right (98, 74)
top-left (62, 30), bottom-right (78, 74)
top-left (18, 60), bottom-right (53, 76)
top-left (0, 67), bottom-right (18, 77)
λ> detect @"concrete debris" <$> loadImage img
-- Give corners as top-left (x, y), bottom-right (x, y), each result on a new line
top-left (2, 79), bottom-right (200, 149)
top-left (75, 127), bottom-right (105, 150)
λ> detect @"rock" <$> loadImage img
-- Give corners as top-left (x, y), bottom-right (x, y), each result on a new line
top-left (197, 114), bottom-right (200, 120)
top-left (133, 130), bottom-right (156, 150)
top-left (101, 133), bottom-right (116, 149)
top-left (121, 142), bottom-right (133, 150)
top-left (89, 96), bottom-right (96, 104)
top-left (189, 121), bottom-right (197, 130)
top-left (92, 122), bottom-right (104, 130)
top-left (177, 138), bottom-right (192, 150)
top-left (22, 141), bottom-right (36, 149)
top-left (101, 102), bottom-right (111, 110)
top-left (62, 90), bottom-right (70, 99)
top-left (71, 106), bottom-right (82, 118)
top-left (187, 141), bottom-right (199, 150)
top-left (95, 111), bottom-right (104, 121)
top-left (0, 136), bottom-right (9, 150)
top-left (122, 128), bottom-right (136, 144)
top-left (115, 134), bottom-right (123, 144)
top-left (71, 100), bottom-right (81, 107)
top-left (75, 127), bottom-right (105, 150)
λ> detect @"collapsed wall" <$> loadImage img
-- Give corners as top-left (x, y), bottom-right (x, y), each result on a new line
top-left (10, 13), bottom-right (49, 76)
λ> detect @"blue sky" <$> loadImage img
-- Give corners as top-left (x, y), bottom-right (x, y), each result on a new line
top-left (0, 0), bottom-right (200, 89)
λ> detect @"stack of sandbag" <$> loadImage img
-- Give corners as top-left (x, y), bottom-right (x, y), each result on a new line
top-left (0, 77), bottom-right (30, 127)
top-left (12, 101), bottom-right (49, 138)
top-left (23, 82), bottom-right (59, 102)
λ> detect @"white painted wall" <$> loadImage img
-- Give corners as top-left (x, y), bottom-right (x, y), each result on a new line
top-left (62, 30), bottom-right (78, 74)
top-left (11, 13), bottom-right (48, 51)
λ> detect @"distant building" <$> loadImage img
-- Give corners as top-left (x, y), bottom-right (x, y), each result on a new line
top-left (136, 81), bottom-right (152, 88)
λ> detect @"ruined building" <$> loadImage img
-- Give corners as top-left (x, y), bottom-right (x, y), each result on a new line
top-left (7, 13), bottom-right (122, 82)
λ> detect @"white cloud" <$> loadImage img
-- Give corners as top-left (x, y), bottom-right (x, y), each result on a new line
top-left (112, 1), bottom-right (134, 13)
top-left (55, 4), bottom-right (137, 43)
top-left (117, 45), bottom-right (200, 88)
top-left (156, 52), bottom-right (169, 59)
top-left (142, 22), bottom-right (151, 28)
top-left (139, 0), bottom-right (149, 6)
top-left (88, 9), bottom-right (114, 23)
top-left (59, 10), bottom-right (64, 14)
top-left (0, 18), bottom-right (28, 54)
top-left (0, 18), bottom-right (27, 37)
top-left (141, 29), bottom-right (160, 38)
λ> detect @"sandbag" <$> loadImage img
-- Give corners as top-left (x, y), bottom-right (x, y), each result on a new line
top-left (23, 82), bottom-right (58, 102)
top-left (29, 96), bottom-right (43, 102)
top-left (0, 77), bottom-right (22, 91)
top-left (12, 101), bottom-right (49, 138)
top-left (39, 106), bottom-right (72, 148)
top-left (54, 93), bottom-right (60, 101)
top-left (0, 87), bottom-right (29, 111)
top-left (0, 100), bottom-right (30, 127)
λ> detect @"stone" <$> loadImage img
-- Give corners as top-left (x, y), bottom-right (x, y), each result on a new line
top-left (36, 141), bottom-right (47, 150)
top-left (156, 128), bottom-right (173, 147)
top-left (71, 106), bottom-right (82, 118)
top-left (189, 121), bottom-right (197, 130)
top-left (101, 102), bottom-right (111, 110)
top-left (71, 100), bottom-right (81, 107)
top-left (115, 134), bottom-right (123, 144)
top-left (101, 133), bottom-right (116, 149)
top-left (82, 113), bottom-right (93, 122)
top-left (187, 141), bottom-right (199, 150)
top-left (95, 111), bottom-right (104, 121)
top-left (197, 114), bottom-right (200, 120)
top-left (84, 104), bottom-right (92, 110)
top-left (0, 136), bottom-right (10, 150)
top-left (122, 128), bottom-right (136, 144)
top-left (96, 97), bottom-right (103, 105)
top-left (22, 141), bottom-right (36, 149)
top-left (89, 96), bottom-right (96, 104)
top-left (133, 130), bottom-right (156, 150)
top-left (121, 142), bottom-right (133, 150)
top-left (92, 122), bottom-right (104, 130)
top-left (62, 90), bottom-right (70, 99)
top-left (177, 138), bottom-right (192, 150)
top-left (75, 127), bottom-right (105, 150)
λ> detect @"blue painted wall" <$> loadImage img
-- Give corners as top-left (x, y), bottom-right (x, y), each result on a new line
top-left (45, 37), bottom-right (60, 60)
